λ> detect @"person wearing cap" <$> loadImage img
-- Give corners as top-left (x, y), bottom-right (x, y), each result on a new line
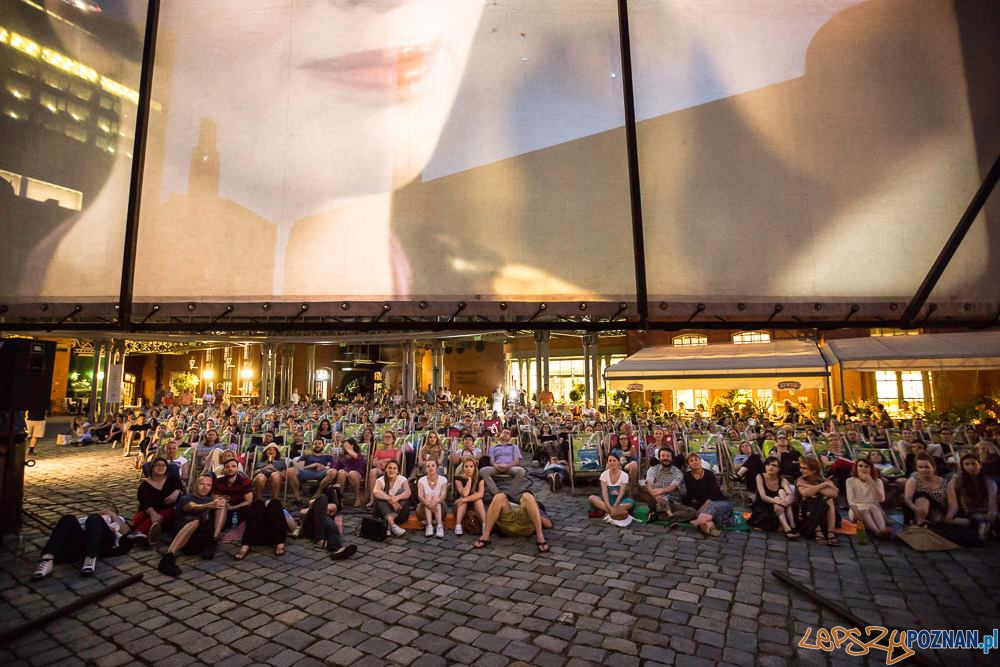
top-left (252, 442), bottom-right (290, 500)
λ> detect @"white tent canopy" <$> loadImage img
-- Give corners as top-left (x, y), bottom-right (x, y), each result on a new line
top-left (822, 331), bottom-right (1000, 371)
top-left (604, 340), bottom-right (829, 391)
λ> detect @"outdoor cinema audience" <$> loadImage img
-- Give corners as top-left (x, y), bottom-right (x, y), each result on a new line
top-left (25, 387), bottom-right (1000, 590)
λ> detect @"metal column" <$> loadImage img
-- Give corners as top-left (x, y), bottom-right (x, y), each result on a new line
top-left (583, 337), bottom-right (592, 406)
top-left (305, 344), bottom-right (316, 401)
top-left (87, 339), bottom-right (105, 421)
top-left (541, 331), bottom-right (551, 391)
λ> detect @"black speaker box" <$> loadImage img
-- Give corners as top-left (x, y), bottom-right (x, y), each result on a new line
top-left (0, 338), bottom-right (56, 412)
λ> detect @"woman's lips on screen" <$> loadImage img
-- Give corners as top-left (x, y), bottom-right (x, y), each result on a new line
top-left (298, 43), bottom-right (441, 100)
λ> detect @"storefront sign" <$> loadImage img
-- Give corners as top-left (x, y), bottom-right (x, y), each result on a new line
top-left (627, 383), bottom-right (644, 391)
top-left (777, 381), bottom-right (802, 391)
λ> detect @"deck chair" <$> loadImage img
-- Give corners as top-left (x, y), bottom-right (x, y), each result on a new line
top-left (851, 446), bottom-right (904, 478)
top-left (686, 434), bottom-right (722, 474)
top-left (809, 434), bottom-right (829, 457)
top-left (569, 432), bottom-right (604, 492)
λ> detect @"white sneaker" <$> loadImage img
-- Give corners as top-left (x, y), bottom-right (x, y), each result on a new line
top-left (435, 525), bottom-right (444, 539)
top-left (390, 524), bottom-right (406, 537)
top-left (32, 558), bottom-right (54, 580)
top-left (81, 556), bottom-right (97, 576)
top-left (455, 524), bottom-right (464, 536)
top-left (425, 523), bottom-right (434, 537)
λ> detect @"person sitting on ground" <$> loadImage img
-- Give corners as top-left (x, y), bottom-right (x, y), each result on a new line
top-left (846, 458), bottom-right (892, 539)
top-left (974, 438), bottom-right (1000, 484)
top-left (368, 431), bottom-right (402, 503)
top-left (132, 457), bottom-right (184, 547)
top-left (291, 438), bottom-right (339, 500)
top-left (157, 475), bottom-right (228, 576)
top-left (298, 491), bottom-right (357, 560)
top-left (474, 490), bottom-right (552, 553)
top-left (796, 456), bottom-right (840, 545)
top-left (372, 460), bottom-right (411, 537)
top-left (416, 459), bottom-right (448, 538)
top-left (480, 428), bottom-right (526, 496)
top-left (729, 441), bottom-right (766, 492)
top-left (748, 456), bottom-right (799, 538)
top-left (641, 448), bottom-right (697, 523)
top-left (683, 452), bottom-right (735, 536)
top-left (453, 459), bottom-right (486, 536)
top-left (332, 438), bottom-right (366, 507)
top-left (33, 505), bottom-right (132, 580)
top-left (903, 452), bottom-right (949, 527)
top-left (588, 455), bottom-right (635, 526)
top-left (945, 453), bottom-right (998, 541)
top-left (539, 455), bottom-right (569, 492)
top-left (252, 442), bottom-right (291, 501)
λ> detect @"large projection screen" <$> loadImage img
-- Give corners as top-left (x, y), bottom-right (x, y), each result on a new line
top-left (132, 0), bottom-right (636, 304)
top-left (0, 0), bottom-right (148, 302)
top-left (2, 0), bottom-right (998, 320)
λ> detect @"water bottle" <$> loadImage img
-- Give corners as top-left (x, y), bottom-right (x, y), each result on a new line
top-left (231, 512), bottom-right (238, 528)
top-left (855, 519), bottom-right (867, 545)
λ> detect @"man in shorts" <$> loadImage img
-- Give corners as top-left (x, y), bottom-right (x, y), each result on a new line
top-left (474, 491), bottom-right (553, 554)
top-left (25, 408), bottom-right (46, 455)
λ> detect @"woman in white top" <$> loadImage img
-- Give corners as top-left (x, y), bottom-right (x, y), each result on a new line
top-left (417, 459), bottom-right (449, 538)
top-left (588, 456), bottom-right (634, 526)
top-left (846, 458), bottom-right (891, 539)
top-left (372, 460), bottom-right (412, 537)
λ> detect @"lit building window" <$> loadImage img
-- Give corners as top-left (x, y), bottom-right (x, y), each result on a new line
top-left (732, 331), bottom-right (771, 345)
top-left (875, 370), bottom-right (926, 414)
top-left (673, 334), bottom-right (708, 347)
top-left (674, 389), bottom-right (709, 412)
top-left (24, 175), bottom-right (84, 210)
top-left (871, 328), bottom-right (920, 337)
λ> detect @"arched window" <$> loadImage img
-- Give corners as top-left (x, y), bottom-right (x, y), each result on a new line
top-left (732, 331), bottom-right (771, 345)
top-left (673, 334), bottom-right (707, 347)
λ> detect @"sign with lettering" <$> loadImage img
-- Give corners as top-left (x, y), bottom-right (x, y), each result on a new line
top-left (627, 383), bottom-right (644, 391)
top-left (778, 381), bottom-right (802, 390)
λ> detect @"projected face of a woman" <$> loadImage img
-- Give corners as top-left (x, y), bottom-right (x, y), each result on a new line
top-left (178, 0), bottom-right (486, 220)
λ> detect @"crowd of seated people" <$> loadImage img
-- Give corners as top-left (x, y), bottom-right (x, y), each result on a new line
top-left (29, 390), bottom-right (1000, 580)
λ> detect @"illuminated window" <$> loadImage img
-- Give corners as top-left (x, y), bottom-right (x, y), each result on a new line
top-left (23, 176), bottom-right (83, 211)
top-left (41, 70), bottom-right (67, 91)
top-left (674, 389), bottom-right (709, 412)
top-left (871, 328), bottom-right (920, 337)
top-left (68, 80), bottom-right (94, 101)
top-left (67, 102), bottom-right (89, 122)
top-left (875, 371), bottom-right (926, 414)
top-left (732, 331), bottom-right (771, 345)
top-left (39, 91), bottom-right (58, 113)
top-left (64, 124), bottom-right (87, 142)
top-left (6, 83), bottom-right (30, 101)
top-left (99, 96), bottom-right (113, 110)
top-left (673, 334), bottom-right (708, 347)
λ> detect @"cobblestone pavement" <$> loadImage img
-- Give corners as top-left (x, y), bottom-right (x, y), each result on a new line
top-left (2, 424), bottom-right (999, 666)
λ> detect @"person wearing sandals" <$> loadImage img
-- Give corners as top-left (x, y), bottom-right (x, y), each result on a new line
top-left (588, 456), bottom-right (635, 527)
top-left (945, 453), bottom-right (998, 541)
top-left (453, 459), bottom-right (486, 536)
top-left (416, 459), bottom-right (448, 538)
top-left (903, 453), bottom-right (948, 527)
top-left (234, 498), bottom-right (290, 561)
top-left (298, 491), bottom-right (357, 560)
top-left (32, 505), bottom-right (133, 580)
top-left (748, 456), bottom-right (799, 539)
top-left (474, 491), bottom-right (553, 554)
top-left (372, 460), bottom-right (411, 537)
top-left (642, 448), bottom-right (697, 524)
top-left (157, 475), bottom-right (227, 577)
top-left (683, 453), bottom-right (735, 537)
top-left (846, 458), bottom-right (892, 539)
top-left (796, 456), bottom-right (840, 545)
top-left (334, 438), bottom-right (367, 507)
